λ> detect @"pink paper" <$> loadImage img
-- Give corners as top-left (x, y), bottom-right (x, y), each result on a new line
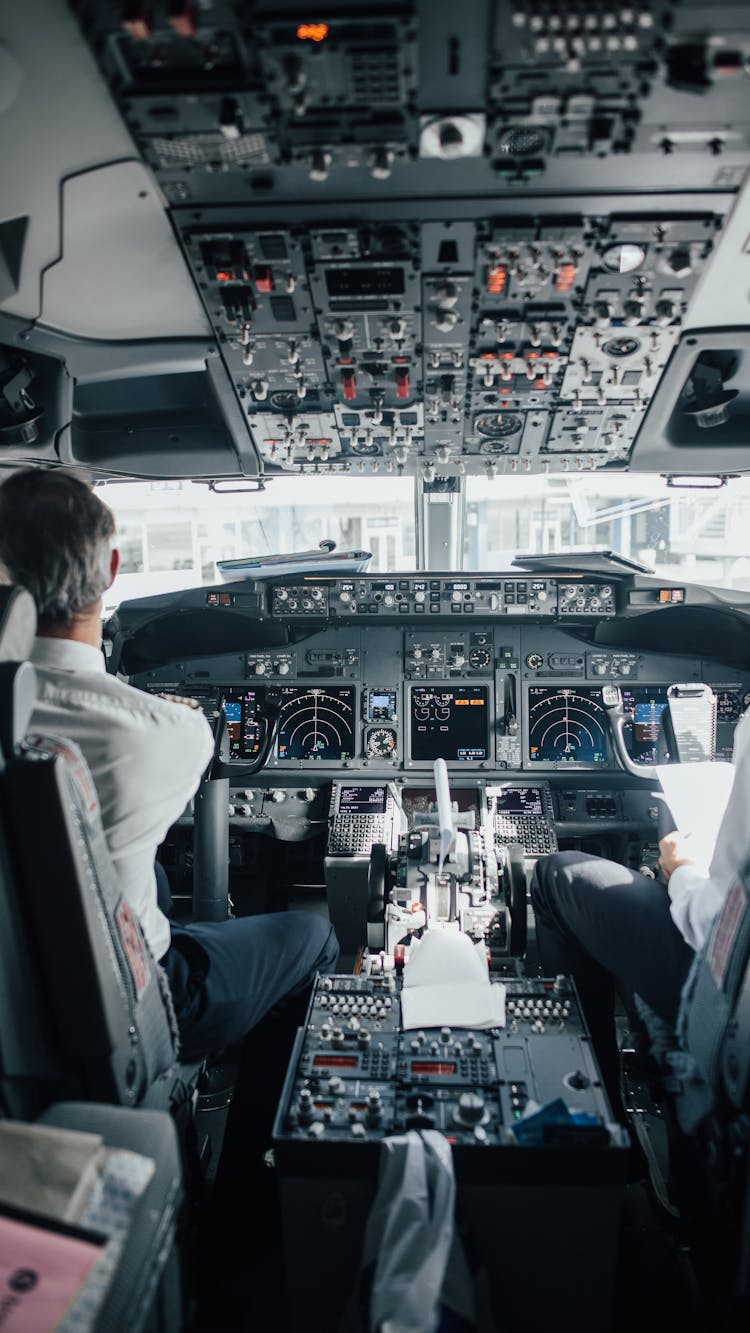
top-left (0, 1214), bottom-right (102, 1331)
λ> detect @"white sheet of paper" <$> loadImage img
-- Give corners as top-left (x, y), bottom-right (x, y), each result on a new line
top-left (654, 761), bottom-right (735, 874)
top-left (401, 981), bottom-right (506, 1030)
top-left (401, 928), bottom-right (506, 1028)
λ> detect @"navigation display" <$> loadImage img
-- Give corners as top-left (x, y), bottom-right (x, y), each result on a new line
top-left (621, 686), bottom-right (669, 764)
top-left (277, 687), bottom-right (355, 761)
top-left (409, 686), bottom-right (489, 762)
top-left (528, 687), bottom-right (607, 765)
top-left (339, 785), bottom-right (387, 815)
top-left (222, 689), bottom-right (262, 759)
top-left (496, 787), bottom-right (544, 817)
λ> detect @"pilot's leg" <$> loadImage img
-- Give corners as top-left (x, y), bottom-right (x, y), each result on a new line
top-left (531, 851), bottom-right (694, 1113)
top-left (164, 912), bottom-right (338, 1288)
top-left (164, 910), bottom-right (339, 1061)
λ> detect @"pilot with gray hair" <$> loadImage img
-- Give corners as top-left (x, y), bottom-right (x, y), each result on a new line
top-left (0, 467), bottom-right (338, 1172)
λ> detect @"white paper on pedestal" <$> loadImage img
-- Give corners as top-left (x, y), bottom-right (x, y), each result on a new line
top-left (401, 928), bottom-right (506, 1029)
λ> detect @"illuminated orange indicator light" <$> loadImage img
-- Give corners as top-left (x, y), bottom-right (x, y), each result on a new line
top-left (555, 263), bottom-right (576, 292)
top-left (487, 265), bottom-right (506, 294)
top-left (297, 22), bottom-right (329, 41)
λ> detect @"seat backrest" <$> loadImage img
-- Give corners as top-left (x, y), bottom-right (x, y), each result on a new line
top-left (672, 864), bottom-right (750, 1131)
top-left (2, 733), bottom-right (181, 1109)
top-left (0, 586), bottom-right (181, 1117)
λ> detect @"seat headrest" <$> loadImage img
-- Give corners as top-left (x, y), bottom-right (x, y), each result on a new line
top-left (0, 587), bottom-right (37, 662)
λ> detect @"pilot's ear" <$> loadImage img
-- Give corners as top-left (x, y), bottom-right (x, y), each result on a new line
top-left (108, 548), bottom-right (120, 586)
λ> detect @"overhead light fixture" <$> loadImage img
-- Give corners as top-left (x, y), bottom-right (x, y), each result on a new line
top-left (664, 475), bottom-right (732, 489)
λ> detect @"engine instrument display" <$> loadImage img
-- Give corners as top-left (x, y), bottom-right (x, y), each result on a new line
top-left (528, 687), bottom-right (607, 765)
top-left (409, 686), bottom-right (489, 763)
top-left (277, 687), bottom-right (355, 761)
top-left (621, 687), bottom-right (669, 765)
top-left (222, 688), bottom-right (263, 759)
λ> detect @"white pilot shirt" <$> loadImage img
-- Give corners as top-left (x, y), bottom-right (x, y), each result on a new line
top-left (29, 637), bottom-right (214, 961)
top-left (667, 707), bottom-right (750, 952)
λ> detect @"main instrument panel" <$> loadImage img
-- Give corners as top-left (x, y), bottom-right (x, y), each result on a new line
top-left (133, 593), bottom-right (748, 775)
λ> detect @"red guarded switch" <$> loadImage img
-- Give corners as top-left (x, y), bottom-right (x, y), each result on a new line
top-left (254, 266), bottom-right (274, 293)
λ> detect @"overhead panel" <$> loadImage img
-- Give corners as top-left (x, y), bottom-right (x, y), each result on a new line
top-left (52, 0), bottom-right (750, 475)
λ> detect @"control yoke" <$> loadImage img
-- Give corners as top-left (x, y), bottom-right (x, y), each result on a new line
top-left (211, 687), bottom-right (283, 780)
top-left (604, 682), bottom-right (717, 778)
top-left (602, 684), bottom-right (652, 778)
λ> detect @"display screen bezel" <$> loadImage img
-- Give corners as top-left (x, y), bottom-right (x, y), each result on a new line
top-left (620, 685), bottom-right (670, 765)
top-left (495, 785), bottom-right (545, 817)
top-left (405, 682), bottom-right (491, 768)
top-left (275, 684), bottom-right (358, 764)
top-left (525, 684), bottom-right (609, 769)
top-left (337, 784), bottom-right (388, 815)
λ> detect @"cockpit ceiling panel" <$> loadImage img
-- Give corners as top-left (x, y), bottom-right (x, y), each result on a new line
top-left (2, 0), bottom-right (750, 478)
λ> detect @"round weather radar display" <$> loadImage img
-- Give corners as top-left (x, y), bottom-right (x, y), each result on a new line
top-left (277, 687), bottom-right (355, 760)
top-left (528, 687), bottom-right (608, 764)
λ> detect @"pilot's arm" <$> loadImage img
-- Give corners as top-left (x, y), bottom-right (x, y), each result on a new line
top-left (660, 710), bottom-right (750, 952)
top-left (98, 688), bottom-right (215, 958)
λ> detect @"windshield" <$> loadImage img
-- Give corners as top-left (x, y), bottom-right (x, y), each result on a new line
top-left (98, 473), bottom-right (750, 610)
top-left (99, 476), bottom-right (416, 610)
top-left (464, 474), bottom-right (750, 590)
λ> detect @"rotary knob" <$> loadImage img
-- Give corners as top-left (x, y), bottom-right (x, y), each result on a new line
top-left (297, 1089), bottom-right (314, 1124)
top-left (454, 1092), bottom-right (486, 1126)
top-left (366, 1091), bottom-right (384, 1125)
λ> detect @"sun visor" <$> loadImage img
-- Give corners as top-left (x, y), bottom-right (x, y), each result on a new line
top-left (629, 328), bottom-right (750, 475)
top-left (0, 327), bottom-right (260, 479)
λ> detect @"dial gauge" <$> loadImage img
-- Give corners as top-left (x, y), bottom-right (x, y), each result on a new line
top-left (475, 411), bottom-right (523, 438)
top-left (717, 689), bottom-right (741, 723)
top-left (602, 242), bottom-right (645, 274)
top-left (528, 687), bottom-right (607, 764)
top-left (468, 646), bottom-right (492, 670)
top-left (366, 726), bottom-right (398, 758)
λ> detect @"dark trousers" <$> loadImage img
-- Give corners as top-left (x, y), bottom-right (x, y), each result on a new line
top-left (163, 911), bottom-right (338, 1061)
top-left (163, 912), bottom-right (338, 1181)
top-left (531, 851), bottom-right (695, 1111)
top-left (162, 911), bottom-right (338, 1302)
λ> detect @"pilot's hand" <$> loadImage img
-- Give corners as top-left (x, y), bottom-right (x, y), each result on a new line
top-left (658, 831), bottom-right (696, 881)
top-left (156, 692), bottom-right (200, 710)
